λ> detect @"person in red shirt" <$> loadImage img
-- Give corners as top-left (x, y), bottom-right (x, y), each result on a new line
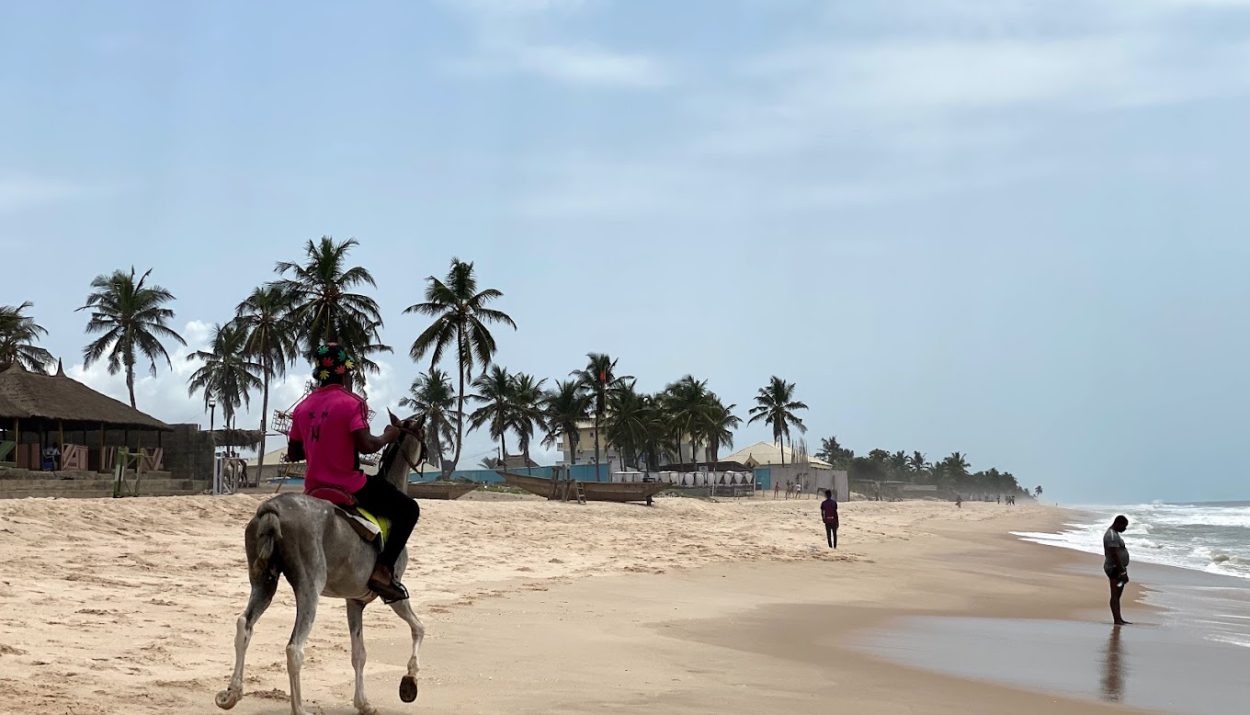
top-left (287, 343), bottom-right (418, 603)
top-left (820, 489), bottom-right (839, 549)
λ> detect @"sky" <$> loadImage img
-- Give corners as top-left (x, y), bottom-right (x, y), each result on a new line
top-left (3, 0), bottom-right (1250, 504)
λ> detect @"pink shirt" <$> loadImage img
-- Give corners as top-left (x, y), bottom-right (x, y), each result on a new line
top-left (290, 384), bottom-right (369, 496)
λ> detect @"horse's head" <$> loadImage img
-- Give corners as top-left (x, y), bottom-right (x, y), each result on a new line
top-left (380, 410), bottom-right (428, 489)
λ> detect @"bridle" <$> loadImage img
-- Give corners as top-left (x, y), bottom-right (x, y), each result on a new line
top-left (391, 420), bottom-right (428, 474)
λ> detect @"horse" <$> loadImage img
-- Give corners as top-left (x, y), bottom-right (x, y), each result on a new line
top-left (216, 412), bottom-right (428, 715)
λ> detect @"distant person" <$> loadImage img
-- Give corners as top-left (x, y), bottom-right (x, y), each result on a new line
top-left (785, 480), bottom-right (793, 500)
top-left (773, 480), bottom-right (780, 499)
top-left (41, 443), bottom-right (60, 471)
top-left (820, 489), bottom-right (839, 548)
top-left (955, 494), bottom-right (962, 509)
top-left (1103, 515), bottom-right (1132, 625)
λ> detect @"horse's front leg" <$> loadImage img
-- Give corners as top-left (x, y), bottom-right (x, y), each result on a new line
top-left (389, 598), bottom-right (426, 702)
top-left (346, 599), bottom-right (377, 715)
top-left (216, 579), bottom-right (277, 709)
top-left (286, 579), bottom-right (322, 715)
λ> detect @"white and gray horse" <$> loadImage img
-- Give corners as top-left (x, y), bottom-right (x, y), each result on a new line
top-left (216, 414), bottom-right (427, 715)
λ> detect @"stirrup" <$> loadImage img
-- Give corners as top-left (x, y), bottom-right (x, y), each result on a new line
top-left (368, 576), bottom-right (409, 604)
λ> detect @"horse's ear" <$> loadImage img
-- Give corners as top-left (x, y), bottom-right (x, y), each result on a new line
top-left (387, 409), bottom-right (401, 427)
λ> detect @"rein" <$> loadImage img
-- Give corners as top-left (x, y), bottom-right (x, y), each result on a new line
top-left (391, 424), bottom-right (427, 475)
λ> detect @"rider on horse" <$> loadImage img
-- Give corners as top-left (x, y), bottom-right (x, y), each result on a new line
top-left (286, 342), bottom-right (419, 603)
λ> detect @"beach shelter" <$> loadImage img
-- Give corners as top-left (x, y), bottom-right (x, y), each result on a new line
top-left (0, 361), bottom-right (171, 471)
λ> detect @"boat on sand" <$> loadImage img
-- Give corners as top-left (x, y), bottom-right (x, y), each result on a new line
top-left (406, 480), bottom-right (480, 500)
top-left (496, 470), bottom-right (666, 504)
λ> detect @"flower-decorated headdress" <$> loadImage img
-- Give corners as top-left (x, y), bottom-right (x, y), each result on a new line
top-left (312, 342), bottom-right (356, 383)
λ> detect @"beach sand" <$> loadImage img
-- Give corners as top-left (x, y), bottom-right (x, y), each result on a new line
top-left (0, 494), bottom-right (1201, 714)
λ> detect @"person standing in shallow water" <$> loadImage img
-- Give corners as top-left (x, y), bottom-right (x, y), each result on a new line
top-left (820, 489), bottom-right (839, 548)
top-left (1103, 515), bottom-right (1132, 625)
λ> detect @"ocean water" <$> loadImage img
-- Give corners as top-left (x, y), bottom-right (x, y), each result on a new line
top-left (1016, 501), bottom-right (1250, 650)
top-left (1015, 501), bottom-right (1250, 580)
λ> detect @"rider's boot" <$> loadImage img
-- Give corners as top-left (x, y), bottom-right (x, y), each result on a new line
top-left (368, 563), bottom-right (409, 603)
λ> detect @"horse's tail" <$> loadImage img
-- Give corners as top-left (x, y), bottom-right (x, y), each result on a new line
top-left (249, 503), bottom-right (283, 583)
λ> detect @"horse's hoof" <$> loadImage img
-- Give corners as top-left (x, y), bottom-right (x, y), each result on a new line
top-left (399, 675), bottom-right (418, 703)
top-left (215, 689), bottom-right (240, 710)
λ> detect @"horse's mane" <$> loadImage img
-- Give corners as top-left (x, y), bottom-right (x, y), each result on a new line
top-left (378, 435), bottom-right (402, 482)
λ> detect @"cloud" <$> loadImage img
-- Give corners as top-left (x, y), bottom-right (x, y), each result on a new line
top-left (447, 0), bottom-right (593, 18)
top-left (66, 320), bottom-right (416, 454)
top-left (0, 174), bottom-right (92, 215)
top-left (507, 1), bottom-right (1250, 219)
top-left (451, 43), bottom-right (671, 88)
top-left (441, 0), bottom-right (672, 88)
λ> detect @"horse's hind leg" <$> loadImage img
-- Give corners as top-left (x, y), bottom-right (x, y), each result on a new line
top-left (389, 599), bottom-right (426, 703)
top-left (215, 578), bottom-right (278, 709)
top-left (346, 599), bottom-right (377, 715)
top-left (286, 579), bottom-right (323, 715)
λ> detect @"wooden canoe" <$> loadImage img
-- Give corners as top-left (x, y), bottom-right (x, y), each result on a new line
top-left (406, 481), bottom-right (480, 500)
top-left (496, 471), bottom-right (667, 504)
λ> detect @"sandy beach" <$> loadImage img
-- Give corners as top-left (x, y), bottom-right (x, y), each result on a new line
top-left (0, 493), bottom-right (1228, 715)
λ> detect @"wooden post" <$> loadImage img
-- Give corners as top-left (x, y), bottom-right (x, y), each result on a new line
top-left (99, 423), bottom-right (105, 473)
top-left (58, 420), bottom-right (65, 448)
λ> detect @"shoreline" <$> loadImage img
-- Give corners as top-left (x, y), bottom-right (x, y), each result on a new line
top-left (364, 503), bottom-right (1173, 714)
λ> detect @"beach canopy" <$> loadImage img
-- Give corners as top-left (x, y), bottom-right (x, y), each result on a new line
top-left (721, 441), bottom-right (834, 469)
top-left (0, 361), bottom-right (171, 431)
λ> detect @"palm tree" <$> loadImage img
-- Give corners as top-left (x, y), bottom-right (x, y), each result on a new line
top-left (233, 285), bottom-right (298, 481)
top-left (273, 237), bottom-right (387, 375)
top-left (572, 353), bottom-right (631, 479)
top-left (543, 379), bottom-right (590, 465)
top-left (186, 323), bottom-right (263, 429)
top-left (908, 451), bottom-right (930, 476)
top-left (603, 381), bottom-right (659, 471)
top-left (936, 452), bottom-right (970, 488)
top-left (1034, 485), bottom-right (1043, 497)
top-left (399, 367), bottom-right (459, 476)
top-left (704, 398), bottom-right (741, 465)
top-left (467, 365), bottom-right (515, 463)
top-left (662, 376), bottom-right (715, 465)
top-left (747, 376), bottom-right (808, 465)
top-left (78, 267), bottom-right (186, 408)
top-left (509, 372), bottom-right (547, 472)
top-left (406, 258), bottom-right (516, 475)
top-left (889, 450), bottom-right (909, 479)
top-left (0, 302), bottom-right (54, 372)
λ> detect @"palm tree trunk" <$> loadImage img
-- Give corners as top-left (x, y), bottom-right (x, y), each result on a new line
top-left (449, 332), bottom-right (466, 478)
top-left (255, 367), bottom-right (270, 489)
top-left (126, 365), bottom-right (136, 409)
top-left (594, 412), bottom-right (601, 480)
top-left (778, 426), bottom-right (786, 466)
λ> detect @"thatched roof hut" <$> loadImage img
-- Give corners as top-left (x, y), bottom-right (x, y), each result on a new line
top-left (206, 428), bottom-right (263, 449)
top-left (0, 362), bottom-right (170, 431)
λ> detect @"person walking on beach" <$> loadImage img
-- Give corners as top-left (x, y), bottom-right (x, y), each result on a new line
top-left (287, 342), bottom-right (418, 602)
top-left (820, 489), bottom-right (839, 548)
top-left (1104, 515), bottom-right (1132, 625)
top-left (773, 480), bottom-right (780, 499)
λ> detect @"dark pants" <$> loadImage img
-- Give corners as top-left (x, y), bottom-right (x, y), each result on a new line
top-left (825, 522), bottom-right (838, 548)
top-left (353, 476), bottom-right (420, 571)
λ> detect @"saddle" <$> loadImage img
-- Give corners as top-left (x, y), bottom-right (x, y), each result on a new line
top-left (306, 487), bottom-right (390, 551)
